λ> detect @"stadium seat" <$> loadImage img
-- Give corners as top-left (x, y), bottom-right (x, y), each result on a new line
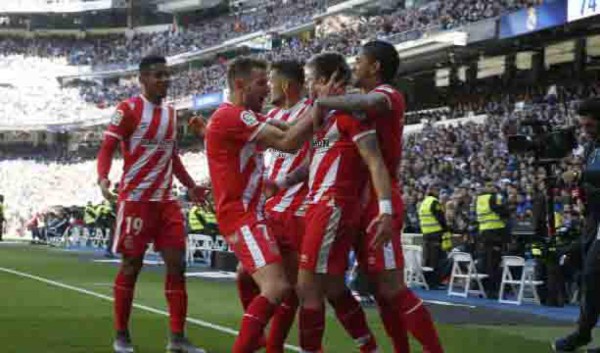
top-left (447, 252), bottom-right (488, 298)
top-left (404, 244), bottom-right (432, 290)
top-left (498, 256), bottom-right (543, 305)
top-left (187, 234), bottom-right (214, 265)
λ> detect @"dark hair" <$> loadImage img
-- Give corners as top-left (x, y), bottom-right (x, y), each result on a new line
top-left (306, 52), bottom-right (351, 85)
top-left (270, 59), bottom-right (305, 85)
top-left (361, 40), bottom-right (400, 83)
top-left (577, 98), bottom-right (600, 120)
top-left (139, 55), bottom-right (167, 72)
top-left (227, 57), bottom-right (268, 90)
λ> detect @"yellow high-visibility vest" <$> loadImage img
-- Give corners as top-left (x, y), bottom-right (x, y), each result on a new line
top-left (418, 196), bottom-right (443, 234)
top-left (476, 194), bottom-right (505, 231)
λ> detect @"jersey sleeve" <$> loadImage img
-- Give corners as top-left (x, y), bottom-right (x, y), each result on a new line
top-left (337, 113), bottom-right (376, 143)
top-left (372, 85), bottom-right (400, 110)
top-left (104, 101), bottom-right (136, 141)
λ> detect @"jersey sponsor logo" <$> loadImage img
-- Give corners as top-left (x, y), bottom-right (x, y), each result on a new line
top-left (312, 138), bottom-right (330, 151)
top-left (111, 110), bottom-right (124, 126)
top-left (139, 138), bottom-right (176, 150)
top-left (241, 111), bottom-right (259, 127)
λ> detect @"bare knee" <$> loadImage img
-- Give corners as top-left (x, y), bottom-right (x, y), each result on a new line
top-left (297, 271), bottom-right (325, 309)
top-left (120, 256), bottom-right (143, 277)
top-left (374, 270), bottom-right (405, 300)
top-left (253, 263), bottom-right (291, 304)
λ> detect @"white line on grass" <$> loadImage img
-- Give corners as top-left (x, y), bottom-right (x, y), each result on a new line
top-left (0, 266), bottom-right (301, 352)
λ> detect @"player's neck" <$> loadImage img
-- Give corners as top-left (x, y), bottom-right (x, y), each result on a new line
top-left (229, 93), bottom-right (246, 110)
top-left (282, 95), bottom-right (301, 110)
top-left (361, 77), bottom-right (383, 93)
top-left (141, 93), bottom-right (162, 106)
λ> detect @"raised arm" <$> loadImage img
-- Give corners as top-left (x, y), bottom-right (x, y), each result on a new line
top-left (316, 92), bottom-right (390, 117)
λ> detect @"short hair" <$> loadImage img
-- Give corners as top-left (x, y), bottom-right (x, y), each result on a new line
top-left (139, 55), bottom-right (167, 72)
top-left (306, 52), bottom-right (351, 85)
top-left (270, 59), bottom-right (305, 85)
top-left (227, 57), bottom-right (268, 90)
top-left (577, 98), bottom-right (600, 120)
top-left (361, 40), bottom-right (400, 83)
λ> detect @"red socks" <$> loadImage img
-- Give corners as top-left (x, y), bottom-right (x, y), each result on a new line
top-left (114, 271), bottom-right (136, 332)
top-left (165, 274), bottom-right (188, 334)
top-left (266, 291), bottom-right (299, 353)
top-left (237, 270), bottom-right (260, 311)
top-left (397, 288), bottom-right (443, 353)
top-left (233, 295), bottom-right (277, 353)
top-left (328, 290), bottom-right (378, 353)
top-left (299, 306), bottom-right (325, 353)
top-left (375, 294), bottom-right (409, 353)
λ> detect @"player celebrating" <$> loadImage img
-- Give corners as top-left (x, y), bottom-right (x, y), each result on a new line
top-left (314, 40), bottom-right (444, 353)
top-left (234, 59), bottom-right (311, 352)
top-left (263, 60), bottom-right (312, 352)
top-left (96, 55), bottom-right (207, 353)
top-left (205, 57), bottom-right (315, 353)
top-left (297, 52), bottom-right (394, 353)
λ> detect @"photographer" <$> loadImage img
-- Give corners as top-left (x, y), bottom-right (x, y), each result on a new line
top-left (554, 98), bottom-right (600, 352)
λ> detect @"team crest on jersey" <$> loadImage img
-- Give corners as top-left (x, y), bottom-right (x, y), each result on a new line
top-left (241, 111), bottom-right (259, 127)
top-left (111, 110), bottom-right (124, 126)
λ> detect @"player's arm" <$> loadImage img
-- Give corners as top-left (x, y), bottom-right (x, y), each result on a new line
top-left (255, 106), bottom-right (315, 152)
top-left (172, 149), bottom-right (209, 204)
top-left (279, 156), bottom-right (310, 188)
top-left (354, 131), bottom-right (394, 248)
top-left (266, 118), bottom-right (290, 131)
top-left (97, 104), bottom-right (134, 201)
top-left (315, 92), bottom-right (391, 118)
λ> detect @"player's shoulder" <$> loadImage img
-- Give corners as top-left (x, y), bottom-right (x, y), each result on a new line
top-left (209, 103), bottom-right (262, 128)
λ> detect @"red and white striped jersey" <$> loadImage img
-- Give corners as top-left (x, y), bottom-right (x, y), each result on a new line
top-left (307, 110), bottom-right (375, 207)
top-left (205, 103), bottom-right (267, 235)
top-left (362, 84), bottom-right (407, 214)
top-left (264, 99), bottom-right (311, 216)
top-left (104, 95), bottom-right (177, 202)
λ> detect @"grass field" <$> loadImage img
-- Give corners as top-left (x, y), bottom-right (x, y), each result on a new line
top-left (0, 244), bottom-right (576, 353)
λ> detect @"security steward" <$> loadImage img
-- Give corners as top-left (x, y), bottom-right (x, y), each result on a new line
top-left (0, 195), bottom-right (5, 241)
top-left (84, 201), bottom-right (97, 238)
top-left (476, 180), bottom-right (509, 299)
top-left (418, 184), bottom-right (449, 288)
top-left (554, 98), bottom-right (600, 352)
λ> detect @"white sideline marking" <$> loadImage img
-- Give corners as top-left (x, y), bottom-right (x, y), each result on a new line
top-left (0, 266), bottom-right (301, 352)
top-left (424, 299), bottom-right (476, 309)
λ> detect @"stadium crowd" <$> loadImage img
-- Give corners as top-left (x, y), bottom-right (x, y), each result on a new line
top-left (0, 0), bottom-right (544, 123)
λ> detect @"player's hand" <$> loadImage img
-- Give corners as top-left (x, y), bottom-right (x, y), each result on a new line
top-left (189, 185), bottom-right (209, 205)
top-left (98, 178), bottom-right (117, 202)
top-left (317, 70), bottom-right (344, 99)
top-left (263, 179), bottom-right (279, 198)
top-left (188, 115), bottom-right (207, 138)
top-left (367, 213), bottom-right (394, 249)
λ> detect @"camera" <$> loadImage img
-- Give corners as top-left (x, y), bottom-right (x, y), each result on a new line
top-left (507, 119), bottom-right (577, 161)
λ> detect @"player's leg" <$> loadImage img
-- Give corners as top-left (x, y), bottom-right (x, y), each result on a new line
top-left (267, 213), bottom-right (302, 353)
top-left (157, 201), bottom-right (206, 353)
top-left (324, 274), bottom-right (379, 353)
top-left (363, 235), bottom-right (443, 353)
top-left (227, 222), bottom-right (289, 353)
top-left (111, 201), bottom-right (148, 353)
top-left (113, 255), bottom-right (144, 353)
top-left (267, 247), bottom-right (299, 353)
top-left (297, 204), bottom-right (358, 353)
top-left (297, 269), bottom-right (326, 353)
top-left (236, 263), bottom-right (260, 311)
